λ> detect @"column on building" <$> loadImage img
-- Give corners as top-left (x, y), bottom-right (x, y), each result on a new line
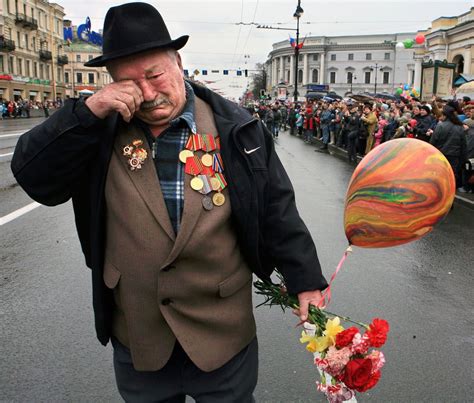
top-left (464, 47), bottom-right (472, 75)
top-left (279, 56), bottom-right (284, 83)
top-left (319, 53), bottom-right (325, 84)
top-left (413, 57), bottom-right (422, 89)
top-left (303, 53), bottom-right (309, 85)
top-left (272, 57), bottom-right (278, 87)
top-left (290, 55), bottom-right (295, 87)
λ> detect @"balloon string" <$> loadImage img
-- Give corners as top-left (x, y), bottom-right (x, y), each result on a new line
top-left (320, 245), bottom-right (353, 308)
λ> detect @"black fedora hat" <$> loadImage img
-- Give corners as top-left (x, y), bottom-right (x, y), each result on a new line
top-left (85, 2), bottom-right (188, 67)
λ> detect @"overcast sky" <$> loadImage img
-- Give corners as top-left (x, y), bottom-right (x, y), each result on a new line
top-left (60, 0), bottom-right (473, 99)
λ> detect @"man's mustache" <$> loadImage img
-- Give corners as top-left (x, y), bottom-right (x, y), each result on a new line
top-left (140, 96), bottom-right (171, 110)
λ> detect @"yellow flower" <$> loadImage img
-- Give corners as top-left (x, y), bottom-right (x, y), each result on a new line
top-left (314, 335), bottom-right (331, 352)
top-left (323, 317), bottom-right (345, 345)
top-left (300, 331), bottom-right (319, 353)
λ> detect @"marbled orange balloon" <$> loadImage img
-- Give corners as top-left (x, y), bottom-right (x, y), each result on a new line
top-left (344, 138), bottom-right (455, 248)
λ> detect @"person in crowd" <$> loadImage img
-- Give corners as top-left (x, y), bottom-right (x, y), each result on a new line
top-left (303, 105), bottom-right (314, 143)
top-left (374, 113), bottom-right (389, 148)
top-left (11, 4), bottom-right (327, 401)
top-left (346, 105), bottom-right (362, 163)
top-left (430, 105), bottom-right (468, 191)
top-left (295, 109), bottom-right (304, 136)
top-left (319, 104), bottom-right (334, 150)
top-left (361, 104), bottom-right (378, 154)
top-left (413, 105), bottom-right (437, 142)
top-left (280, 103), bottom-right (288, 131)
top-left (272, 104), bottom-right (282, 138)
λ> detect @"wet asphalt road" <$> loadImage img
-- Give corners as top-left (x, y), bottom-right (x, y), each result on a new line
top-left (1, 124), bottom-right (473, 402)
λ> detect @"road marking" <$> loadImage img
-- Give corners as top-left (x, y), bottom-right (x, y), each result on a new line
top-left (0, 202), bottom-right (41, 226)
top-left (0, 152), bottom-right (14, 157)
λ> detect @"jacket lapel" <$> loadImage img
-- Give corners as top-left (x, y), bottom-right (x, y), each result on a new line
top-left (161, 97), bottom-right (217, 266)
top-left (114, 123), bottom-right (175, 241)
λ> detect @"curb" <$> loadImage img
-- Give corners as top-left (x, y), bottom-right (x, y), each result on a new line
top-left (295, 134), bottom-right (474, 211)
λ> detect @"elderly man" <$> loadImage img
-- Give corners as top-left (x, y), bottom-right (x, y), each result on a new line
top-left (11, 3), bottom-right (327, 402)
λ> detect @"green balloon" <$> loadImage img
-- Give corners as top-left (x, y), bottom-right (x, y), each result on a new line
top-left (403, 39), bottom-right (414, 49)
top-left (396, 88), bottom-right (403, 95)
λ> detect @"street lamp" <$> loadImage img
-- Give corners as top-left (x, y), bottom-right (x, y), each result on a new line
top-left (293, 0), bottom-right (303, 105)
top-left (370, 63), bottom-right (379, 94)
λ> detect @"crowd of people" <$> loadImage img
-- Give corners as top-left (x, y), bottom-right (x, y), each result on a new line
top-left (0, 99), bottom-right (63, 119)
top-left (248, 95), bottom-right (474, 193)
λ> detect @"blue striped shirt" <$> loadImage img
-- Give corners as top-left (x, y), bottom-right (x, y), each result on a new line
top-left (139, 82), bottom-right (196, 234)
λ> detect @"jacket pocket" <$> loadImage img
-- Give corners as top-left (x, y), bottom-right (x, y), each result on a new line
top-left (218, 269), bottom-right (252, 298)
top-left (103, 261), bottom-right (121, 289)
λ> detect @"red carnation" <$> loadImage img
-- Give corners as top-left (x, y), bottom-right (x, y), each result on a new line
top-left (366, 318), bottom-right (390, 348)
top-left (363, 370), bottom-right (381, 392)
top-left (341, 358), bottom-right (373, 392)
top-left (335, 327), bottom-right (359, 348)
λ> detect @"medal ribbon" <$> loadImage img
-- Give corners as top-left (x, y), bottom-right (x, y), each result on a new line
top-left (192, 134), bottom-right (204, 151)
top-left (214, 172), bottom-right (227, 190)
top-left (202, 134), bottom-right (217, 152)
top-left (185, 155), bottom-right (204, 175)
top-left (215, 137), bottom-right (221, 150)
top-left (212, 153), bottom-right (224, 173)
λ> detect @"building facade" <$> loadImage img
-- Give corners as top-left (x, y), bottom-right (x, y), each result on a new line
top-left (413, 7), bottom-right (474, 89)
top-left (0, 0), bottom-right (68, 102)
top-left (63, 23), bottom-right (111, 98)
top-left (266, 33), bottom-right (416, 99)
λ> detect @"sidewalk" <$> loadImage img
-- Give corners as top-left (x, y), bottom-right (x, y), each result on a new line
top-left (292, 132), bottom-right (474, 211)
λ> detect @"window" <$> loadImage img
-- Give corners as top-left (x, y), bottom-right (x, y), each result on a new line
top-left (348, 53), bottom-right (354, 61)
top-left (298, 69), bottom-right (303, 83)
top-left (330, 71), bottom-right (336, 84)
top-left (366, 53), bottom-right (372, 61)
top-left (383, 71), bottom-right (390, 84)
top-left (313, 54), bottom-right (319, 61)
top-left (384, 53), bottom-right (391, 60)
top-left (24, 34), bottom-right (28, 50)
top-left (287, 57), bottom-right (290, 62)
top-left (76, 54), bottom-right (81, 62)
top-left (298, 55), bottom-right (303, 62)
top-left (17, 32), bottom-right (21, 48)
top-left (89, 73), bottom-right (95, 83)
top-left (287, 70), bottom-right (290, 82)
top-left (365, 71), bottom-right (371, 84)
top-left (39, 63), bottom-right (44, 79)
top-left (57, 67), bottom-right (61, 82)
top-left (347, 71), bottom-right (353, 84)
top-left (331, 54), bottom-right (336, 61)
top-left (26, 60), bottom-right (31, 76)
top-left (312, 69), bottom-right (319, 83)
top-left (33, 62), bottom-right (38, 77)
top-left (411, 70), bottom-right (415, 85)
top-left (31, 7), bottom-right (34, 19)
top-left (65, 72), bottom-right (69, 83)
top-left (46, 65), bottom-right (50, 80)
top-left (77, 72), bottom-right (83, 83)
top-left (0, 56), bottom-right (4, 72)
top-left (17, 58), bottom-right (23, 75)
top-left (32, 37), bottom-right (36, 51)
top-left (9, 56), bottom-right (14, 74)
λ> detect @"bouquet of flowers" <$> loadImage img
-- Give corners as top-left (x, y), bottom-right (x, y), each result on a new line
top-left (254, 274), bottom-right (389, 403)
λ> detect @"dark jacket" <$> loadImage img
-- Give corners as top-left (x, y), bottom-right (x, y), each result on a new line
top-left (414, 114), bottom-right (437, 142)
top-left (11, 81), bottom-right (327, 345)
top-left (430, 120), bottom-right (467, 161)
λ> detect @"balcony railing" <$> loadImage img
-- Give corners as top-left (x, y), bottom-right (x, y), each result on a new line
top-left (39, 50), bottom-right (52, 61)
top-left (15, 13), bottom-right (39, 30)
top-left (0, 38), bottom-right (16, 52)
top-left (57, 55), bottom-right (69, 65)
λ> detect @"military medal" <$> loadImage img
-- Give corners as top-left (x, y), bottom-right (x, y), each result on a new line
top-left (179, 149), bottom-right (194, 163)
top-left (123, 139), bottom-right (148, 171)
top-left (212, 192), bottom-right (226, 206)
top-left (201, 134), bottom-right (216, 167)
top-left (202, 196), bottom-right (214, 211)
top-left (180, 131), bottom-right (228, 210)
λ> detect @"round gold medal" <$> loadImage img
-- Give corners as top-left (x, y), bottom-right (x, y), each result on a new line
top-left (190, 177), bottom-right (204, 191)
top-left (212, 192), bottom-right (226, 206)
top-left (179, 149), bottom-right (194, 163)
top-left (210, 177), bottom-right (221, 191)
top-left (201, 153), bottom-right (213, 167)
